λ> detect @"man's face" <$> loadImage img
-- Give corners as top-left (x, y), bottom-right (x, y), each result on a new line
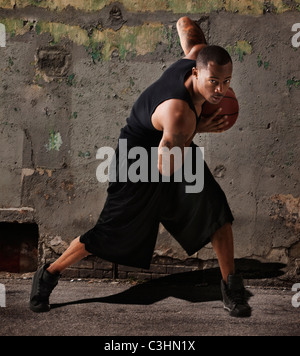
top-left (194, 61), bottom-right (233, 104)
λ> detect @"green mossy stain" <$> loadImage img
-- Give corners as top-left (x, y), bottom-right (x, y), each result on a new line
top-left (46, 129), bottom-right (63, 152)
top-left (227, 41), bottom-right (252, 62)
top-left (1, 19), bottom-right (166, 62)
top-left (1, 0), bottom-right (297, 14)
top-left (287, 77), bottom-right (300, 90)
top-left (257, 54), bottom-right (270, 69)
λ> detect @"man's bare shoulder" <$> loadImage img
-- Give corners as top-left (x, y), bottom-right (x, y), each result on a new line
top-left (152, 99), bottom-right (195, 131)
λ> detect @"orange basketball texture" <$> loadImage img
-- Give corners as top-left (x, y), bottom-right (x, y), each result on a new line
top-left (201, 87), bottom-right (239, 131)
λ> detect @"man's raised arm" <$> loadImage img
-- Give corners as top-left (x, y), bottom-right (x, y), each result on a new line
top-left (176, 16), bottom-right (207, 56)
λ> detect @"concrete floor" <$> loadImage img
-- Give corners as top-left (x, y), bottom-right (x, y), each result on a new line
top-left (0, 274), bottom-right (299, 337)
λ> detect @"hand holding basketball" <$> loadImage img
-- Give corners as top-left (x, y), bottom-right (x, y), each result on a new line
top-left (196, 107), bottom-right (229, 133)
top-left (198, 87), bottom-right (239, 133)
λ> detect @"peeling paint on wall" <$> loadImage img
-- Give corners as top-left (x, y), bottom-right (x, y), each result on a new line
top-left (227, 40), bottom-right (252, 62)
top-left (257, 54), bottom-right (270, 69)
top-left (0, 19), bottom-right (167, 61)
top-left (46, 130), bottom-right (62, 152)
top-left (36, 46), bottom-right (72, 81)
top-left (1, 0), bottom-right (298, 15)
top-left (287, 77), bottom-right (300, 90)
top-left (271, 194), bottom-right (300, 232)
top-left (92, 23), bottom-right (167, 60)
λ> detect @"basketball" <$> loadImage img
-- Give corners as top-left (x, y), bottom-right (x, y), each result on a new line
top-left (201, 87), bottom-right (239, 131)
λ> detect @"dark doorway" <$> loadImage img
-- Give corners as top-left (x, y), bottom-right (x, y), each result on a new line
top-left (0, 222), bottom-right (39, 273)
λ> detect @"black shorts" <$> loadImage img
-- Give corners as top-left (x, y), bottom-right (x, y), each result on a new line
top-left (80, 143), bottom-right (234, 269)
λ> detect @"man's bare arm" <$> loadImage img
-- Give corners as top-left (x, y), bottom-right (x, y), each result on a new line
top-left (157, 100), bottom-right (195, 176)
top-left (176, 16), bottom-right (207, 56)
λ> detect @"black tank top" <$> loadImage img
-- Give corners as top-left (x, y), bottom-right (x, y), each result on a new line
top-left (119, 59), bottom-right (199, 148)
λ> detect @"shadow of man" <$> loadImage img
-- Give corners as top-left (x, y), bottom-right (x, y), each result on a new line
top-left (51, 259), bottom-right (286, 310)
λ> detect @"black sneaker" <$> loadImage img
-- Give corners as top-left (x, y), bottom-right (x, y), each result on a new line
top-left (29, 264), bottom-right (60, 313)
top-left (221, 274), bottom-right (252, 317)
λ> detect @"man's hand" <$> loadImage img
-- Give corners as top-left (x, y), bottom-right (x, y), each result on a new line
top-left (196, 108), bottom-right (229, 133)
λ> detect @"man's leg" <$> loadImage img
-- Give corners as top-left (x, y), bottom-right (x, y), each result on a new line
top-left (29, 237), bottom-right (90, 312)
top-left (210, 222), bottom-right (234, 283)
top-left (47, 236), bottom-right (91, 275)
top-left (211, 222), bottom-right (251, 317)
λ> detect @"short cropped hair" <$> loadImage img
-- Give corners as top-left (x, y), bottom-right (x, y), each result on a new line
top-left (197, 45), bottom-right (232, 68)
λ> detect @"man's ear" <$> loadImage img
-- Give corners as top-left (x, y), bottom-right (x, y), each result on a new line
top-left (192, 67), bottom-right (199, 79)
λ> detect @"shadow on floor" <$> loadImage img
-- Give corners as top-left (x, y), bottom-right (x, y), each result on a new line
top-left (51, 259), bottom-right (285, 309)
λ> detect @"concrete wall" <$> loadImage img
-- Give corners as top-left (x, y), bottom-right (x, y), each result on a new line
top-left (0, 0), bottom-right (299, 281)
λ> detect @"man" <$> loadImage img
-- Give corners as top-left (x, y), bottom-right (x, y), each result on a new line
top-left (30, 17), bottom-right (251, 317)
